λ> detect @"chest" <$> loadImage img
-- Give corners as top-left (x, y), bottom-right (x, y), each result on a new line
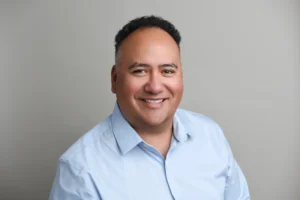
top-left (92, 142), bottom-right (228, 200)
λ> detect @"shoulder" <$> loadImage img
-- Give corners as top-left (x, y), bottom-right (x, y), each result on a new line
top-left (58, 115), bottom-right (114, 171)
top-left (176, 108), bottom-right (221, 129)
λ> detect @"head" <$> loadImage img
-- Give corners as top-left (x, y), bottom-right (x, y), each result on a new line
top-left (111, 15), bottom-right (183, 131)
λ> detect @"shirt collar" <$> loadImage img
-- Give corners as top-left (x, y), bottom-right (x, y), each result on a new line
top-left (173, 110), bottom-right (193, 142)
top-left (111, 103), bottom-right (192, 155)
top-left (111, 103), bottom-right (143, 155)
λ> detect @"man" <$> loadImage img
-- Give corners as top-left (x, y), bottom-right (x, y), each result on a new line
top-left (49, 16), bottom-right (250, 200)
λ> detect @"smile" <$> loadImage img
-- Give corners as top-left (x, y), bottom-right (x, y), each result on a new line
top-left (142, 99), bottom-right (164, 103)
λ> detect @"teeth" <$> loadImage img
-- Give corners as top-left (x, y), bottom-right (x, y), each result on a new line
top-left (144, 99), bottom-right (163, 103)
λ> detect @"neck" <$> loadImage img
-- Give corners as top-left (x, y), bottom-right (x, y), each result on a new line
top-left (134, 122), bottom-right (173, 158)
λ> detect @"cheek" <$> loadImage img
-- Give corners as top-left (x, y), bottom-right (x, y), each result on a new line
top-left (167, 79), bottom-right (184, 96)
top-left (117, 76), bottom-right (144, 98)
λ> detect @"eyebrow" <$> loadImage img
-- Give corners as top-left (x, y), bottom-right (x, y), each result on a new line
top-left (128, 62), bottom-right (178, 70)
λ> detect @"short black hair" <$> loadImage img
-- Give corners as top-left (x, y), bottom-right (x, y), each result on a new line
top-left (114, 15), bottom-right (181, 57)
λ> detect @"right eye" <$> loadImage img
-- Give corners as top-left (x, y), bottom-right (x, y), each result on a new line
top-left (132, 69), bottom-right (147, 75)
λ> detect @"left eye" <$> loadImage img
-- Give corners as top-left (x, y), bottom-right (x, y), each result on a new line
top-left (163, 70), bottom-right (174, 74)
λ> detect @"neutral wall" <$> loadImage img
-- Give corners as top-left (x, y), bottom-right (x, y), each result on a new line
top-left (0, 1), bottom-right (299, 200)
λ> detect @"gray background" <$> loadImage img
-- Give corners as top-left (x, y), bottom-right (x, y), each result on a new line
top-left (0, 1), bottom-right (299, 199)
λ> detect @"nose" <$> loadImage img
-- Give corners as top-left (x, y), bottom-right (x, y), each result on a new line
top-left (144, 72), bottom-right (163, 94)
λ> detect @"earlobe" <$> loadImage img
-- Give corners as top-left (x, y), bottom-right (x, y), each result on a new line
top-left (111, 65), bottom-right (117, 94)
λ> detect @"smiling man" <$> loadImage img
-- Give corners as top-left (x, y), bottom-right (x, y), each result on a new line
top-left (49, 16), bottom-right (250, 200)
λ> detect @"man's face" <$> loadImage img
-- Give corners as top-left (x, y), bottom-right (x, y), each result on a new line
top-left (111, 27), bottom-right (183, 129)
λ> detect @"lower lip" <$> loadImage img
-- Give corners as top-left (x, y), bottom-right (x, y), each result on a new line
top-left (140, 99), bottom-right (165, 108)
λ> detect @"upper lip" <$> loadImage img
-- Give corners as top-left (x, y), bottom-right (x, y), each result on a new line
top-left (139, 98), bottom-right (167, 100)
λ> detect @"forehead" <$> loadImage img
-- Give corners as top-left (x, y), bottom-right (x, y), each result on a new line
top-left (117, 27), bottom-right (180, 65)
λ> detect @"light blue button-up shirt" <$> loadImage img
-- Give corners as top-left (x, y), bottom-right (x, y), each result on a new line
top-left (49, 103), bottom-right (250, 200)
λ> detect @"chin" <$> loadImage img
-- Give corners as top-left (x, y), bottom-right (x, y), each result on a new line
top-left (142, 115), bottom-right (169, 127)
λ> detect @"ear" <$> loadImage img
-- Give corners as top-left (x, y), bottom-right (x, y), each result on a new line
top-left (111, 65), bottom-right (117, 94)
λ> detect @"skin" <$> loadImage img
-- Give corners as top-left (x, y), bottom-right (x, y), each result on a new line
top-left (111, 27), bottom-right (183, 157)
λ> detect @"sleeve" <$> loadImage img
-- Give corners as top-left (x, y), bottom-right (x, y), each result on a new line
top-left (224, 154), bottom-right (250, 200)
top-left (49, 159), bottom-right (101, 200)
top-left (216, 124), bottom-right (250, 200)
